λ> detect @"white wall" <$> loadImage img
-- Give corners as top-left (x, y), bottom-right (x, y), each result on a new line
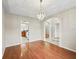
top-left (44, 7), bottom-right (76, 51)
top-left (2, 8), bottom-right (6, 55)
top-left (20, 16), bottom-right (42, 42)
top-left (59, 8), bottom-right (76, 51)
top-left (5, 14), bottom-right (20, 47)
top-left (4, 14), bottom-right (42, 47)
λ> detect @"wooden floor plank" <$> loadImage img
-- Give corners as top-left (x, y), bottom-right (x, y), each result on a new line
top-left (3, 40), bottom-right (76, 59)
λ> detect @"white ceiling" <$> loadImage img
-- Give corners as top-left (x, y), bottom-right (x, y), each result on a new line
top-left (3, 0), bottom-right (76, 19)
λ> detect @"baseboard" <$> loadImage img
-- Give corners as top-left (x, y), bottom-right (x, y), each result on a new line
top-left (2, 48), bottom-right (5, 57)
top-left (59, 45), bottom-right (76, 52)
top-left (29, 39), bottom-right (42, 42)
top-left (5, 43), bottom-right (21, 47)
top-left (43, 40), bottom-right (76, 52)
top-left (5, 40), bottom-right (76, 52)
top-left (5, 40), bottom-right (43, 47)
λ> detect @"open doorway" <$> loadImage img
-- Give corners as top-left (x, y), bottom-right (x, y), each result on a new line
top-left (20, 22), bottom-right (29, 44)
top-left (44, 18), bottom-right (61, 45)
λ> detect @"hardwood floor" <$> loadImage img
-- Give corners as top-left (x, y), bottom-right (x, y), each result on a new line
top-left (3, 40), bottom-right (76, 59)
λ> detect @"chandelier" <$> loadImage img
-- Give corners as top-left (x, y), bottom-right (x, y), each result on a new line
top-left (37, 0), bottom-right (46, 20)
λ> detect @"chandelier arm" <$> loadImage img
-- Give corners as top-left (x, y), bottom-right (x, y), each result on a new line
top-left (37, 0), bottom-right (46, 20)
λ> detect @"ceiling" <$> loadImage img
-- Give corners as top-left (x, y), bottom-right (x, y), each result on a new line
top-left (3, 0), bottom-right (76, 19)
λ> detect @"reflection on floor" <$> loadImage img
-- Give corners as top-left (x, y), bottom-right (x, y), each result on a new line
top-left (3, 40), bottom-right (76, 59)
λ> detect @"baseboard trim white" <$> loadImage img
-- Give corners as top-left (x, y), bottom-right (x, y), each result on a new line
top-left (59, 45), bottom-right (76, 52)
top-left (2, 48), bottom-right (5, 57)
top-left (44, 40), bottom-right (76, 52)
top-left (5, 43), bottom-right (21, 47)
top-left (29, 39), bottom-right (42, 42)
top-left (5, 40), bottom-right (42, 47)
top-left (5, 40), bottom-right (76, 53)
